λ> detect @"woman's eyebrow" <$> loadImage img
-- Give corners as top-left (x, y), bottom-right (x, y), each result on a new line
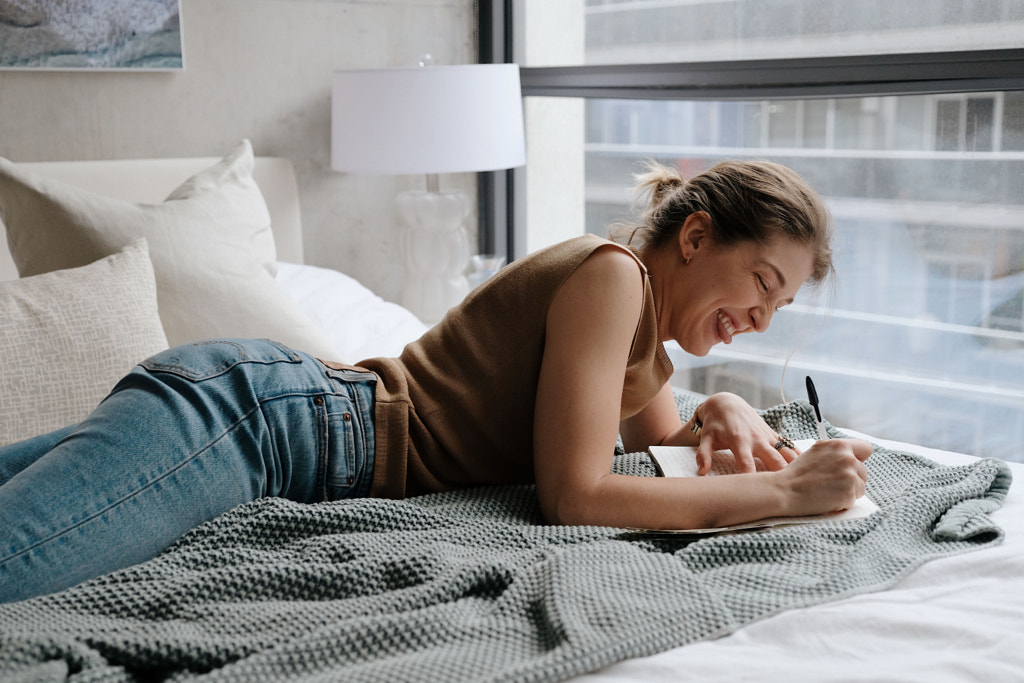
top-left (758, 260), bottom-right (787, 289)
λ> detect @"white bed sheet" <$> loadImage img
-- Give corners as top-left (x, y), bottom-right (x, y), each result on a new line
top-left (577, 432), bottom-right (1024, 682)
top-left (275, 261), bottom-right (428, 363)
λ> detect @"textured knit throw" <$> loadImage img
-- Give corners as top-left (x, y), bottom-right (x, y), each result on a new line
top-left (0, 399), bottom-right (1012, 682)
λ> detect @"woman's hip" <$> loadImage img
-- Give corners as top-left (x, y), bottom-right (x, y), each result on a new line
top-left (125, 337), bottom-right (378, 502)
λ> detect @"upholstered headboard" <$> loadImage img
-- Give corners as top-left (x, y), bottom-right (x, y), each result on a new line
top-left (0, 156), bottom-right (303, 282)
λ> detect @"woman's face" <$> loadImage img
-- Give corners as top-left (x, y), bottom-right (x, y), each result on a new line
top-left (659, 225), bottom-right (815, 357)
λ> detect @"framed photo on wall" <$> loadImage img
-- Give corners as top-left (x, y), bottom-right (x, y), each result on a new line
top-left (0, 0), bottom-right (184, 71)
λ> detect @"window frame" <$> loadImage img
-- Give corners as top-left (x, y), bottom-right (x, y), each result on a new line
top-left (476, 0), bottom-right (517, 259)
top-left (518, 49), bottom-right (1024, 102)
top-left (476, 0), bottom-right (1024, 258)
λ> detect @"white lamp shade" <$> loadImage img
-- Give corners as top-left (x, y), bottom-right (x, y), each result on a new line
top-left (331, 63), bottom-right (526, 175)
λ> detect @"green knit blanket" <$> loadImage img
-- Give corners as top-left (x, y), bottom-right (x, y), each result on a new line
top-left (0, 400), bottom-right (1011, 682)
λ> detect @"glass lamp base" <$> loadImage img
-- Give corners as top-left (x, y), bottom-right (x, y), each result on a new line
top-left (396, 189), bottom-right (471, 325)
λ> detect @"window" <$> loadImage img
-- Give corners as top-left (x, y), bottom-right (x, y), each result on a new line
top-left (503, 0), bottom-right (1024, 461)
top-left (559, 0), bottom-right (1024, 65)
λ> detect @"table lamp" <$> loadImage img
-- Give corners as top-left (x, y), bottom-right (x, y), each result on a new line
top-left (331, 61), bottom-right (526, 324)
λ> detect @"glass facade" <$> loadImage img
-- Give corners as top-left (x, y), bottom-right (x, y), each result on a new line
top-left (576, 0), bottom-right (1024, 64)
top-left (516, 1), bottom-right (1024, 461)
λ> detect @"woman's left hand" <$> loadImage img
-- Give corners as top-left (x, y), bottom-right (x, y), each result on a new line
top-left (693, 392), bottom-right (797, 474)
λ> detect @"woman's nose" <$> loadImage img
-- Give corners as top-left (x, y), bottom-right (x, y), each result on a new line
top-left (750, 303), bottom-right (773, 333)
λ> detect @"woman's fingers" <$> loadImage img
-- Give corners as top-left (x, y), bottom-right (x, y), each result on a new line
top-left (697, 437), bottom-right (757, 474)
top-left (755, 431), bottom-right (804, 471)
top-left (757, 440), bottom-right (789, 471)
top-left (772, 438), bottom-right (875, 516)
top-left (848, 438), bottom-right (874, 463)
top-left (695, 447), bottom-right (713, 476)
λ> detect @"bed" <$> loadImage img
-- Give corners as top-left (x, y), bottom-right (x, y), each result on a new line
top-left (0, 141), bottom-right (1020, 681)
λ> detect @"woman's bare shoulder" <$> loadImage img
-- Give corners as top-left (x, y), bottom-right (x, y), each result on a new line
top-left (571, 242), bottom-right (646, 287)
top-left (549, 243), bottom-right (646, 331)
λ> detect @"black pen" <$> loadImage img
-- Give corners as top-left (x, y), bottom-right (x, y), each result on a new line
top-left (805, 376), bottom-right (829, 441)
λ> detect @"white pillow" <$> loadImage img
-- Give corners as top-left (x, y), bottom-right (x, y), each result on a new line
top-left (275, 261), bottom-right (428, 362)
top-left (0, 240), bottom-right (169, 446)
top-left (0, 140), bottom-right (338, 359)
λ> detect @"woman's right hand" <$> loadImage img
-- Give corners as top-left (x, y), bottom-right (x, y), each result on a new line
top-left (772, 438), bottom-right (873, 517)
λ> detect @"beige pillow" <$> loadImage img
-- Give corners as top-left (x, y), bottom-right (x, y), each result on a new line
top-left (0, 240), bottom-right (169, 446)
top-left (0, 140), bottom-right (337, 358)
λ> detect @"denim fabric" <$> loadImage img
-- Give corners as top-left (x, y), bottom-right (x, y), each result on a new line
top-left (0, 339), bottom-right (376, 604)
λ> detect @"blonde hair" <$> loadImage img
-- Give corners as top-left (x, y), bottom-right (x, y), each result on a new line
top-left (612, 160), bottom-right (834, 284)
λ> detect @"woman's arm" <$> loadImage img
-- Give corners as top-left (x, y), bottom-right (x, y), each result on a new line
top-left (532, 245), bottom-right (643, 526)
top-left (618, 382), bottom-right (693, 454)
top-left (532, 247), bottom-right (871, 530)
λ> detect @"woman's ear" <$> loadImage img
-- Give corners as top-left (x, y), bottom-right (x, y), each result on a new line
top-left (678, 211), bottom-right (711, 262)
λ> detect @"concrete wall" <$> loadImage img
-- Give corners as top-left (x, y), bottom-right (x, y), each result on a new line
top-left (0, 0), bottom-right (476, 301)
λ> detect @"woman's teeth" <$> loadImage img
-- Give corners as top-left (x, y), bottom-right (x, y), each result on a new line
top-left (717, 310), bottom-right (736, 336)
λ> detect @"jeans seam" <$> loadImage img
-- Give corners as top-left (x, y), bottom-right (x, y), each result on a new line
top-left (139, 340), bottom-right (303, 381)
top-left (351, 385), bottom-right (372, 492)
top-left (0, 402), bottom-right (267, 569)
top-left (315, 395), bottom-right (329, 502)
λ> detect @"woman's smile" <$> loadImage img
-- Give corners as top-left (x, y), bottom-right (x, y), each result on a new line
top-left (716, 309), bottom-right (737, 344)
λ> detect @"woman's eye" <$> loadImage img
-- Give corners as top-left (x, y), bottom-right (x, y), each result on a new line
top-left (756, 274), bottom-right (768, 292)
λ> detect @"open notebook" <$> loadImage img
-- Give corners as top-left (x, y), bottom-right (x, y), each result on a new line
top-left (641, 438), bottom-right (878, 534)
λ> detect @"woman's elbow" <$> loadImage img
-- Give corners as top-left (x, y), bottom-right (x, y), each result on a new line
top-left (537, 483), bottom-right (602, 527)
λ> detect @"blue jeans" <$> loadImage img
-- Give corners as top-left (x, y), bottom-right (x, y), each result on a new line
top-left (0, 339), bottom-right (376, 604)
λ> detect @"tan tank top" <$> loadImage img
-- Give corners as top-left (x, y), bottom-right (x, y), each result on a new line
top-left (355, 234), bottom-right (673, 499)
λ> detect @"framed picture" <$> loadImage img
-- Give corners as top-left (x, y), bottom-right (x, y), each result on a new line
top-left (0, 0), bottom-right (184, 71)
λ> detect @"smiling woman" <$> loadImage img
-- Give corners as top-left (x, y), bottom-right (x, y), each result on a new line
top-left (654, 231), bottom-right (814, 355)
top-left (608, 161), bottom-right (829, 358)
top-left (0, 157), bottom-right (870, 602)
top-left (530, 159), bottom-right (866, 529)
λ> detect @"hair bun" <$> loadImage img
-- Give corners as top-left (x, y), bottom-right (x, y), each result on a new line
top-left (633, 161), bottom-right (685, 207)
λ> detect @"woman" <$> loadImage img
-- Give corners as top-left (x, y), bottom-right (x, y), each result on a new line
top-left (0, 160), bottom-right (871, 603)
